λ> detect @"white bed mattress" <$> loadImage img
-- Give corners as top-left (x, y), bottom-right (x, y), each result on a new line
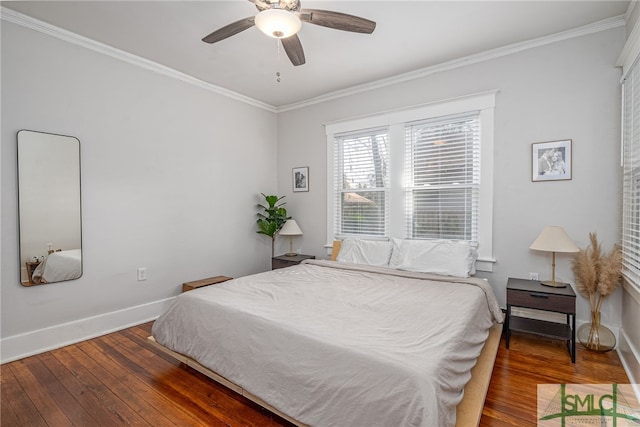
top-left (152, 260), bottom-right (502, 427)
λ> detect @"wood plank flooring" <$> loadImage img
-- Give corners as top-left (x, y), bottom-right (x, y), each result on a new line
top-left (1, 322), bottom-right (632, 426)
top-left (480, 330), bottom-right (633, 426)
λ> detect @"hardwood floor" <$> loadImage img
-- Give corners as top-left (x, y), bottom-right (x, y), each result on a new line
top-left (1, 322), bottom-right (632, 426)
top-left (480, 331), bottom-right (632, 426)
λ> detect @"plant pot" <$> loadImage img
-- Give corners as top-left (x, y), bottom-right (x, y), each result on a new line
top-left (577, 311), bottom-right (616, 352)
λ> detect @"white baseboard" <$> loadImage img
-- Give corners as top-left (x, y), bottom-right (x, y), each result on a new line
top-left (618, 329), bottom-right (640, 403)
top-left (0, 297), bottom-right (176, 364)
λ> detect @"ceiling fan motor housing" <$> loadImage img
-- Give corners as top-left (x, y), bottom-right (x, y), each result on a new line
top-left (255, 0), bottom-right (301, 13)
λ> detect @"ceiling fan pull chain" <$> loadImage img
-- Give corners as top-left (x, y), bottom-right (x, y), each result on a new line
top-left (276, 38), bottom-right (281, 83)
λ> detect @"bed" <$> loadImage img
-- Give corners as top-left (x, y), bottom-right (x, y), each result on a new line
top-left (151, 239), bottom-right (503, 427)
top-left (32, 249), bottom-right (82, 284)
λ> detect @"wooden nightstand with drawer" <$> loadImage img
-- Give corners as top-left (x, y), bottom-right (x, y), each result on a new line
top-left (272, 254), bottom-right (315, 270)
top-left (506, 277), bottom-right (576, 363)
top-left (25, 260), bottom-right (41, 285)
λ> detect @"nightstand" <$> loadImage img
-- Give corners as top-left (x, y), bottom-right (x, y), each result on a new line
top-left (272, 254), bottom-right (315, 270)
top-left (182, 276), bottom-right (232, 292)
top-left (506, 277), bottom-right (576, 363)
top-left (25, 260), bottom-right (41, 285)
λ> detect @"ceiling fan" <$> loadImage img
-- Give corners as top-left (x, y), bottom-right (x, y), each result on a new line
top-left (202, 0), bottom-right (376, 66)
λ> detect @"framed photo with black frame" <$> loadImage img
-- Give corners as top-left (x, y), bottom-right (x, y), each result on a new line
top-left (293, 166), bottom-right (309, 192)
top-left (532, 139), bottom-right (572, 182)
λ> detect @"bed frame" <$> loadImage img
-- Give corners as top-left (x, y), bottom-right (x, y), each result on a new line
top-left (148, 241), bottom-right (502, 426)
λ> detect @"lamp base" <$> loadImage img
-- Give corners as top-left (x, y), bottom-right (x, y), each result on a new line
top-left (540, 280), bottom-right (568, 288)
top-left (284, 252), bottom-right (297, 257)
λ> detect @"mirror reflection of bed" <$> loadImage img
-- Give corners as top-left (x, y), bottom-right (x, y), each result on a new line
top-left (30, 249), bottom-right (82, 284)
top-left (17, 130), bottom-right (82, 286)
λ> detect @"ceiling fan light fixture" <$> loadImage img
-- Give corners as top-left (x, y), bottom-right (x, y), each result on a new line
top-left (255, 8), bottom-right (301, 38)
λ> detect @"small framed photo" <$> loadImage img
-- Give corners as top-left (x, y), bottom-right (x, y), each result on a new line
top-left (293, 167), bottom-right (309, 192)
top-left (532, 139), bottom-right (572, 182)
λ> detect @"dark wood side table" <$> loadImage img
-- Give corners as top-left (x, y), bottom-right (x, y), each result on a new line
top-left (272, 254), bottom-right (315, 270)
top-left (25, 261), bottom-right (41, 285)
top-left (182, 276), bottom-right (232, 293)
top-left (506, 277), bottom-right (576, 363)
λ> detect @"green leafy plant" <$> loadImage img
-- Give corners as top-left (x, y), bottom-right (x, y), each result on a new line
top-left (256, 193), bottom-right (290, 257)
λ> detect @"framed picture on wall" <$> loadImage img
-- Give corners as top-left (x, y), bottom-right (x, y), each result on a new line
top-left (532, 139), bottom-right (572, 182)
top-left (293, 167), bottom-right (309, 192)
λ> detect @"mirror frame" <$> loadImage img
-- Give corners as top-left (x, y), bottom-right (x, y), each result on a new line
top-left (17, 130), bottom-right (83, 286)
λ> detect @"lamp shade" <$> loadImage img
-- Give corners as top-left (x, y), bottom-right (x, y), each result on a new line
top-left (529, 226), bottom-right (579, 253)
top-left (279, 219), bottom-right (303, 236)
top-left (254, 9), bottom-right (302, 39)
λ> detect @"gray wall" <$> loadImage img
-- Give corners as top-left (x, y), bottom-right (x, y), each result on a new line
top-left (277, 27), bottom-right (625, 331)
top-left (1, 21), bottom-right (278, 361)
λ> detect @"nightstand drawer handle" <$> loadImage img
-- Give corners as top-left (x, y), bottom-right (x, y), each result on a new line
top-left (530, 292), bottom-right (549, 298)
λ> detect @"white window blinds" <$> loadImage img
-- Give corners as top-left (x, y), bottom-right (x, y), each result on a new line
top-left (405, 112), bottom-right (480, 241)
top-left (622, 59), bottom-right (640, 289)
top-left (333, 127), bottom-right (389, 238)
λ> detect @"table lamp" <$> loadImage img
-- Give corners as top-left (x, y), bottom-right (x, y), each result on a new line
top-left (529, 226), bottom-right (579, 287)
top-left (279, 219), bottom-right (303, 256)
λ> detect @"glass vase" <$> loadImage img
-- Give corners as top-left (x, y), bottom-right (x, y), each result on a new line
top-left (577, 311), bottom-right (616, 352)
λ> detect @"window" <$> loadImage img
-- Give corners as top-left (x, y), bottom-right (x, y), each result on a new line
top-left (333, 128), bottom-right (389, 238)
top-left (622, 59), bottom-right (640, 291)
top-left (326, 91), bottom-right (496, 271)
top-left (405, 113), bottom-right (480, 241)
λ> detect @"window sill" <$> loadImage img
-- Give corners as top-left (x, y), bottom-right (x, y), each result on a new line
top-left (476, 257), bottom-right (496, 273)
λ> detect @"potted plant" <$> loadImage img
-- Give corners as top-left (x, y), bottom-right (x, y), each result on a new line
top-left (256, 193), bottom-right (290, 257)
top-left (571, 233), bottom-right (622, 352)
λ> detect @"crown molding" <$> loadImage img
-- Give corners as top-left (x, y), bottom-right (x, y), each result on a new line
top-left (617, 13), bottom-right (640, 80)
top-left (277, 15), bottom-right (626, 112)
top-left (624, 0), bottom-right (638, 24)
top-left (0, 7), bottom-right (278, 113)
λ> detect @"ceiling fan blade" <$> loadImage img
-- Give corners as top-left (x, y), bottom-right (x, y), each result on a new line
top-left (202, 17), bottom-right (255, 44)
top-left (299, 9), bottom-right (376, 34)
top-left (281, 34), bottom-right (306, 66)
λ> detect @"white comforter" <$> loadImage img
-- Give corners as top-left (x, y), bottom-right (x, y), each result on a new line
top-left (32, 249), bottom-right (82, 283)
top-left (152, 260), bottom-right (502, 427)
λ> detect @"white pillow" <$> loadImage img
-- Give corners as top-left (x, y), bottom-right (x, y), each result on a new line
top-left (336, 238), bottom-right (393, 267)
top-left (389, 238), bottom-right (477, 278)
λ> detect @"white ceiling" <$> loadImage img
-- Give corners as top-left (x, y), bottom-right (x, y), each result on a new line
top-left (2, 1), bottom-right (631, 109)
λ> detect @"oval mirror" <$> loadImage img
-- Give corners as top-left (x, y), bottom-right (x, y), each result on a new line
top-left (18, 130), bottom-right (82, 286)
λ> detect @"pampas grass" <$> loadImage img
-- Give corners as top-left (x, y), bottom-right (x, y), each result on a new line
top-left (571, 232), bottom-right (622, 313)
top-left (572, 245), bottom-right (598, 311)
top-left (572, 233), bottom-right (622, 351)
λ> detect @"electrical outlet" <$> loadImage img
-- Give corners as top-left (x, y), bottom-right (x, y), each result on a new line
top-left (137, 267), bottom-right (147, 281)
top-left (529, 272), bottom-right (539, 281)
